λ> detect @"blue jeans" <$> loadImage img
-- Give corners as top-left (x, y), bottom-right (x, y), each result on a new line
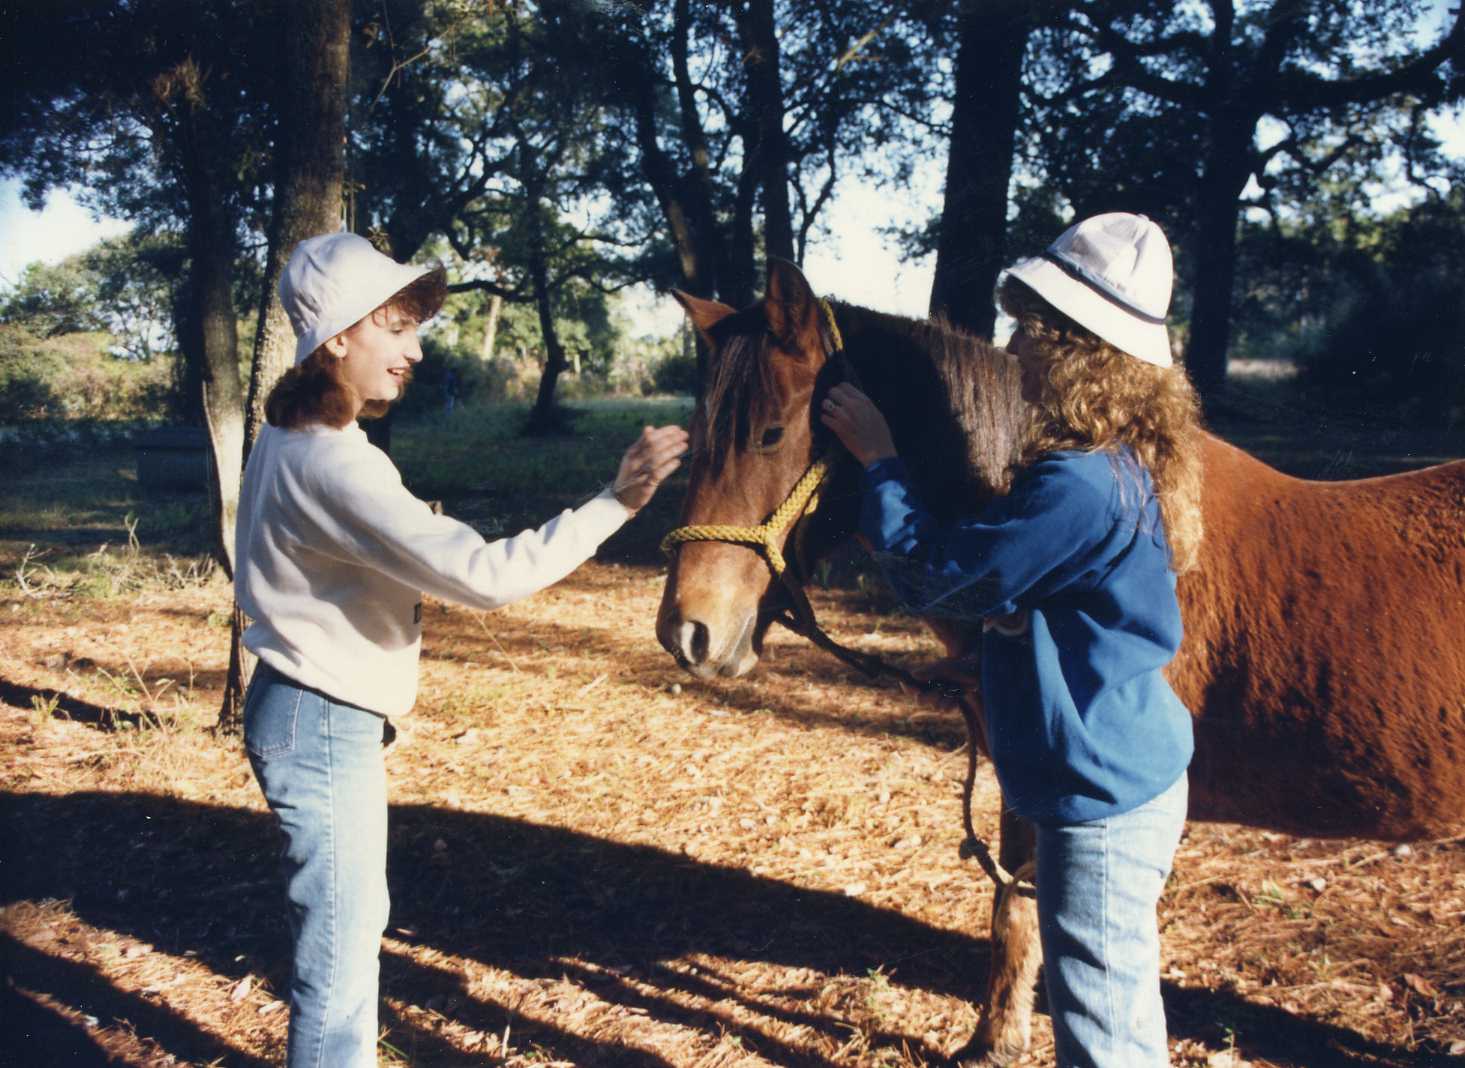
top-left (245, 662), bottom-right (389, 1068)
top-left (1036, 773), bottom-right (1188, 1068)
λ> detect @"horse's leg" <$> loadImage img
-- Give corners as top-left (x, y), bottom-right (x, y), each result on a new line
top-left (956, 803), bottom-right (1040, 1067)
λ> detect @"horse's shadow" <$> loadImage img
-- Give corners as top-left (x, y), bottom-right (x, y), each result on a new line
top-left (1, 789), bottom-right (1445, 1067)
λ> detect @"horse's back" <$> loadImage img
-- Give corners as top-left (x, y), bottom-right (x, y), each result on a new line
top-left (1176, 435), bottom-right (1465, 839)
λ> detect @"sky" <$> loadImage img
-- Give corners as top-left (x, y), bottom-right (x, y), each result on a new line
top-left (0, 179), bottom-right (133, 290)
top-left (2, 0), bottom-right (1459, 336)
top-left (0, 165), bottom-right (946, 337)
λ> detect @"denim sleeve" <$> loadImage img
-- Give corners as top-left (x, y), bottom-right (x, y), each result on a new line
top-left (859, 455), bottom-right (1112, 620)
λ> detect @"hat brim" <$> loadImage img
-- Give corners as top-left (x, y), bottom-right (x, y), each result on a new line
top-left (293, 261), bottom-right (435, 365)
top-left (1006, 257), bottom-right (1172, 367)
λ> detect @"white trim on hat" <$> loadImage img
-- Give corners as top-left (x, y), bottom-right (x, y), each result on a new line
top-left (280, 233), bottom-right (434, 365)
top-left (1005, 212), bottom-right (1174, 367)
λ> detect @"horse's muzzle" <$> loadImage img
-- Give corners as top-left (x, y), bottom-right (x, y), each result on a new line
top-left (658, 608), bottom-right (760, 679)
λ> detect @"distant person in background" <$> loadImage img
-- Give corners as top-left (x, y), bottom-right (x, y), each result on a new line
top-left (235, 232), bottom-right (687, 1068)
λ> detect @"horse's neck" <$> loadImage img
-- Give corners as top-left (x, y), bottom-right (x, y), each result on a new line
top-left (837, 302), bottom-right (1027, 506)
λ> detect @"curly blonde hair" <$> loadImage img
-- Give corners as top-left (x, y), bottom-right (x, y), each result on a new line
top-left (998, 275), bottom-right (1204, 573)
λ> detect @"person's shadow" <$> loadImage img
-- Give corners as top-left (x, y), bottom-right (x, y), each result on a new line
top-left (3, 788), bottom-right (1453, 1067)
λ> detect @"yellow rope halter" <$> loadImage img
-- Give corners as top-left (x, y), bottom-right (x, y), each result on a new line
top-left (659, 301), bottom-right (844, 576)
top-left (659, 458), bottom-right (830, 576)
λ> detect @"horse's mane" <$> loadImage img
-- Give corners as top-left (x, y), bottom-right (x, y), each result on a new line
top-left (699, 305), bottom-right (780, 472)
top-left (696, 298), bottom-right (1028, 509)
top-left (831, 300), bottom-right (1028, 508)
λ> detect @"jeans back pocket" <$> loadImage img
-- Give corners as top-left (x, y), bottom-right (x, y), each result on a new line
top-left (244, 667), bottom-right (304, 758)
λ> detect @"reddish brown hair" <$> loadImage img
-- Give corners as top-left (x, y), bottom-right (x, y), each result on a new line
top-left (266, 267), bottom-right (448, 429)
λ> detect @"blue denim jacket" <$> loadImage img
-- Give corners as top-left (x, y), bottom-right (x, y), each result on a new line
top-left (860, 449), bottom-right (1193, 824)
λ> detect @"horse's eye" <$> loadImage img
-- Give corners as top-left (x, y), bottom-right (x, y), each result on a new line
top-left (759, 426), bottom-right (784, 449)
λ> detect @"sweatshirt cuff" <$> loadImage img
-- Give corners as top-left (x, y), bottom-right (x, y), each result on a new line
top-left (587, 484), bottom-right (636, 526)
top-left (862, 456), bottom-right (911, 490)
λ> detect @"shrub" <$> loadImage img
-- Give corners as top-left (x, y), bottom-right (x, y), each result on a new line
top-left (650, 352), bottom-right (698, 396)
top-left (0, 326), bottom-right (65, 419)
top-left (0, 325), bottom-right (174, 423)
top-left (1295, 273), bottom-right (1464, 424)
top-left (1288, 195), bottom-right (1465, 425)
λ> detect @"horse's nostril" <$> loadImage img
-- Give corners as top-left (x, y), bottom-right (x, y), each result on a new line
top-left (686, 620), bottom-right (710, 664)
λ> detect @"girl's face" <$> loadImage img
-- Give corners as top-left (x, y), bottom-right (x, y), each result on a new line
top-left (333, 305), bottom-right (423, 413)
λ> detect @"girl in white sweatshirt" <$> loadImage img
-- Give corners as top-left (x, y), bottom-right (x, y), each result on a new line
top-left (235, 233), bottom-right (686, 1068)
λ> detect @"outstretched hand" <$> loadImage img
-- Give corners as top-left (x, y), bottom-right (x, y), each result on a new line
top-left (613, 425), bottom-right (689, 512)
top-left (819, 383), bottom-right (897, 466)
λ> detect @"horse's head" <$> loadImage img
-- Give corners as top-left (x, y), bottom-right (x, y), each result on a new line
top-left (656, 260), bottom-right (856, 678)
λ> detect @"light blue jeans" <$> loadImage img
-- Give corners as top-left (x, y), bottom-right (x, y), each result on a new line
top-left (1036, 773), bottom-right (1188, 1068)
top-left (245, 662), bottom-right (389, 1068)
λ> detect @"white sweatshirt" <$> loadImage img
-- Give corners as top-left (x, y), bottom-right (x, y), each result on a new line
top-left (234, 421), bottom-right (631, 717)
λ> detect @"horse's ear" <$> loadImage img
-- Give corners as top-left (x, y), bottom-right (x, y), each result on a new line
top-left (672, 290), bottom-right (735, 340)
top-left (765, 257), bottom-right (820, 351)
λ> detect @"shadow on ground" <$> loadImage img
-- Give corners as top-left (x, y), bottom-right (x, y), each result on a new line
top-left (2, 790), bottom-right (1449, 1067)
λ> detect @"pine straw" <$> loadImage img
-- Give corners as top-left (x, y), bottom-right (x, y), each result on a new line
top-left (2, 569), bottom-right (1462, 1067)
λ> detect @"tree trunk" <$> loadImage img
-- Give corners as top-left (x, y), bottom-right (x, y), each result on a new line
top-left (623, 48), bottom-right (718, 303)
top-left (737, 0), bottom-right (794, 263)
top-left (727, 161), bottom-right (759, 309)
top-left (929, 0), bottom-right (1030, 339)
top-left (1185, 191), bottom-right (1240, 401)
top-left (1184, 117), bottom-right (1254, 404)
top-left (525, 211), bottom-right (571, 435)
top-left (242, 0), bottom-right (350, 453)
top-left (197, 267), bottom-right (245, 579)
top-left (481, 293), bottom-right (502, 359)
top-left (220, 0), bottom-right (350, 734)
top-left (183, 176), bottom-right (245, 579)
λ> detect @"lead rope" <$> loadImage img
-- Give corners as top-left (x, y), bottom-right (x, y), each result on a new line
top-left (663, 300), bottom-right (1029, 894)
top-left (769, 578), bottom-right (1026, 893)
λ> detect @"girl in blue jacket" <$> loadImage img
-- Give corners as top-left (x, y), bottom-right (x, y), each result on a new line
top-left (821, 212), bottom-right (1203, 1068)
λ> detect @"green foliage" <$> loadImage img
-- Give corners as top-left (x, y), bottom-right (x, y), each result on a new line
top-left (0, 325), bottom-right (173, 423)
top-left (1294, 274), bottom-right (1464, 423)
top-left (0, 259), bottom-right (107, 337)
top-left (1, 234), bottom-right (183, 360)
top-left (0, 326), bottom-right (65, 420)
top-left (1235, 192), bottom-right (1465, 422)
top-left (651, 352), bottom-right (698, 396)
top-left (83, 232), bottom-right (185, 361)
top-left (397, 333), bottom-right (495, 416)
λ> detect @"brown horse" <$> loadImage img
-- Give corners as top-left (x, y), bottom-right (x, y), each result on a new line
top-left (656, 261), bottom-right (1465, 1064)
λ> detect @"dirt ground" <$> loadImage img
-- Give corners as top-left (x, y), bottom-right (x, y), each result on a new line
top-left (4, 384), bottom-right (1464, 1067)
top-left (3, 556), bottom-right (1463, 1067)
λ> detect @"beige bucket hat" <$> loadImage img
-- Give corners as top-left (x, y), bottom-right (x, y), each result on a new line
top-left (279, 232), bottom-right (434, 365)
top-left (1006, 212), bottom-right (1174, 367)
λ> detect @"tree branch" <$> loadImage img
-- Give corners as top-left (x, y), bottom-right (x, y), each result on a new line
top-left (448, 277), bottom-right (526, 301)
top-left (1273, 5), bottom-right (1464, 111)
top-left (1069, 11), bottom-right (1206, 108)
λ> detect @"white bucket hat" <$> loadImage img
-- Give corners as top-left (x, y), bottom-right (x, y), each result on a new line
top-left (279, 232), bottom-right (434, 365)
top-left (1006, 212), bottom-right (1174, 367)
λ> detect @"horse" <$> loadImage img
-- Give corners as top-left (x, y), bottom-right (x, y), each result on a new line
top-left (654, 259), bottom-right (1465, 1065)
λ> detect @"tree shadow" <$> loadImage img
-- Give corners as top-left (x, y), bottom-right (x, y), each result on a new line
top-left (1163, 983), bottom-right (1463, 1068)
top-left (2, 790), bottom-right (984, 1066)
top-left (0, 677), bottom-right (159, 730)
top-left (2, 935), bottom-right (271, 1068)
top-left (3, 972), bottom-right (112, 1068)
top-left (2, 790), bottom-right (1447, 1067)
